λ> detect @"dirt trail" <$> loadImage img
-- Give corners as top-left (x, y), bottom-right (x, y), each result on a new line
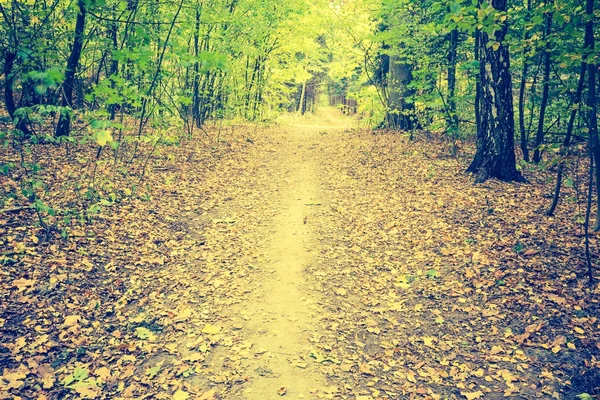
top-left (227, 109), bottom-right (353, 399)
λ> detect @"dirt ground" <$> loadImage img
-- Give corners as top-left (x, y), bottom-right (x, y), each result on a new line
top-left (1, 108), bottom-right (600, 400)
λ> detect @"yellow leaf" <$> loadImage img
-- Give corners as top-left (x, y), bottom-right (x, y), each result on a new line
top-left (462, 391), bottom-right (484, 400)
top-left (174, 308), bottom-right (193, 323)
top-left (95, 367), bottom-right (111, 383)
top-left (12, 278), bottom-right (35, 291)
top-left (41, 373), bottom-right (55, 389)
top-left (574, 327), bottom-right (585, 335)
top-left (202, 324), bottom-right (221, 335)
top-left (183, 353), bottom-right (204, 362)
top-left (198, 390), bottom-right (217, 400)
top-left (423, 337), bottom-right (436, 348)
top-left (63, 315), bottom-right (81, 328)
top-left (173, 390), bottom-right (189, 400)
top-left (472, 369), bottom-right (485, 378)
top-left (74, 384), bottom-right (99, 399)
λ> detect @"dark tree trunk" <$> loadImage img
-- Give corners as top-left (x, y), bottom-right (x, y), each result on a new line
top-left (518, 0), bottom-right (532, 162)
top-left (467, 0), bottom-right (523, 183)
top-left (471, 27), bottom-right (483, 168)
top-left (532, 4), bottom-right (553, 163)
top-left (447, 28), bottom-right (459, 135)
top-left (3, 50), bottom-right (32, 136)
top-left (55, 0), bottom-right (86, 137)
top-left (108, 20), bottom-right (119, 121)
top-left (585, 0), bottom-right (600, 230)
top-left (547, 62), bottom-right (587, 215)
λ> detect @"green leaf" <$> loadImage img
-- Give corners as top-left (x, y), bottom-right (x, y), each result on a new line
top-left (309, 349), bottom-right (340, 364)
top-left (426, 269), bottom-right (439, 279)
top-left (96, 130), bottom-right (113, 146)
top-left (135, 327), bottom-right (154, 340)
top-left (73, 367), bottom-right (89, 382)
top-left (61, 366), bottom-right (89, 386)
top-left (145, 364), bottom-right (162, 379)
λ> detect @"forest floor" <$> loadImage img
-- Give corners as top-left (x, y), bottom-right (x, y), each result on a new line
top-left (2, 108), bottom-right (600, 400)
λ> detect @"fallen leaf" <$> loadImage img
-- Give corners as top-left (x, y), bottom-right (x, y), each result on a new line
top-left (202, 324), bottom-right (221, 335)
top-left (12, 278), bottom-right (35, 292)
top-left (63, 315), bottom-right (81, 328)
top-left (173, 390), bottom-right (189, 400)
top-left (462, 391), bottom-right (484, 400)
top-left (199, 390), bottom-right (217, 400)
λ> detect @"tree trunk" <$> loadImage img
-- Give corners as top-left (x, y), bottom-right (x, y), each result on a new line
top-left (585, 0), bottom-right (600, 230)
top-left (467, 0), bottom-right (523, 183)
top-left (386, 54), bottom-right (415, 130)
top-left (108, 20), bottom-right (119, 121)
top-left (55, 0), bottom-right (86, 137)
top-left (192, 5), bottom-right (202, 127)
top-left (471, 27), bottom-right (483, 169)
top-left (547, 62), bottom-right (586, 215)
top-left (298, 80), bottom-right (307, 115)
top-left (518, 0), bottom-right (532, 162)
top-left (532, 3), bottom-right (553, 163)
top-left (447, 28), bottom-right (459, 136)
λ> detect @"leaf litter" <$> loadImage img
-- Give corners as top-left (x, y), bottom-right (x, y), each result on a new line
top-left (1, 110), bottom-right (600, 399)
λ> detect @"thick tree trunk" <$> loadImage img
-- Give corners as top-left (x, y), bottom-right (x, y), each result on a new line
top-left (386, 54), bottom-right (415, 130)
top-left (467, 0), bottom-right (523, 183)
top-left (532, 5), bottom-right (553, 163)
top-left (55, 0), bottom-right (86, 137)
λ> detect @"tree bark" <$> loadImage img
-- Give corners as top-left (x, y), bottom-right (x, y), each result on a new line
top-left (467, 0), bottom-right (524, 183)
top-left (532, 3), bottom-right (553, 163)
top-left (546, 62), bottom-right (586, 215)
top-left (386, 54), bottom-right (415, 130)
top-left (447, 28), bottom-right (459, 136)
top-left (298, 80), bottom-right (307, 115)
top-left (518, 0), bottom-right (532, 162)
top-left (108, 20), bottom-right (119, 121)
top-left (192, 4), bottom-right (202, 127)
top-left (471, 27), bottom-right (483, 168)
top-left (584, 0), bottom-right (600, 230)
top-left (55, 0), bottom-right (86, 137)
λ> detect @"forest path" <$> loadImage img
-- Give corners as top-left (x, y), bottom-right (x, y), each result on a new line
top-left (216, 107), bottom-right (355, 399)
top-left (0, 106), bottom-right (588, 400)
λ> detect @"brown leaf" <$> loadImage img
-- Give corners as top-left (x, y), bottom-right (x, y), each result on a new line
top-left (12, 278), bottom-right (35, 291)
